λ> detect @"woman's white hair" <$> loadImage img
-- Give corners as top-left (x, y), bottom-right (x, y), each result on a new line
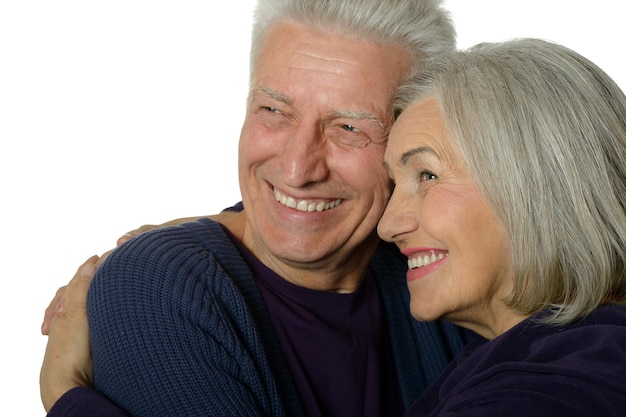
top-left (396, 38), bottom-right (626, 325)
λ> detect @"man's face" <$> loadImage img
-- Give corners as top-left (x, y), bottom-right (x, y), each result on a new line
top-left (238, 22), bottom-right (410, 286)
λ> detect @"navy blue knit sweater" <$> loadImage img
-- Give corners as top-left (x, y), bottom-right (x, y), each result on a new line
top-left (51, 218), bottom-right (468, 416)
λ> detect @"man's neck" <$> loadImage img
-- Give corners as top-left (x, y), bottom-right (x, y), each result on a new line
top-left (221, 211), bottom-right (377, 293)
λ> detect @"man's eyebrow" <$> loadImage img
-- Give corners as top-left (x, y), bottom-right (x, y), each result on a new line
top-left (250, 86), bottom-right (292, 106)
top-left (400, 146), bottom-right (439, 166)
top-left (250, 86), bottom-right (388, 133)
top-left (328, 109), bottom-right (387, 132)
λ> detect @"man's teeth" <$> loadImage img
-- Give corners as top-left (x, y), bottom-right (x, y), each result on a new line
top-left (274, 188), bottom-right (343, 212)
top-left (408, 252), bottom-right (447, 269)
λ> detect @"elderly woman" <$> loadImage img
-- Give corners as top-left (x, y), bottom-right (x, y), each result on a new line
top-left (378, 38), bottom-right (626, 416)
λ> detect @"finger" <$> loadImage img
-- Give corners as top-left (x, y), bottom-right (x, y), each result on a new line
top-left (116, 233), bottom-right (134, 246)
top-left (40, 255), bottom-right (98, 412)
top-left (41, 286), bottom-right (67, 335)
top-left (116, 224), bottom-right (158, 246)
top-left (41, 255), bottom-right (99, 335)
top-left (96, 249), bottom-right (112, 267)
top-left (61, 255), bottom-right (99, 316)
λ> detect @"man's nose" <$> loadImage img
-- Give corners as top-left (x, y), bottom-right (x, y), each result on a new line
top-left (279, 123), bottom-right (330, 187)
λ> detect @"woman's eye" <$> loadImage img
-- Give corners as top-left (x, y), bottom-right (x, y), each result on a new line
top-left (418, 171), bottom-right (437, 182)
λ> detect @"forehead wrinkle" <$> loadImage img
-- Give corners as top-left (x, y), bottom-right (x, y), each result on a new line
top-left (293, 49), bottom-right (361, 72)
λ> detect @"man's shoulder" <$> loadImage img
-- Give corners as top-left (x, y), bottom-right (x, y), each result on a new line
top-left (94, 218), bottom-right (235, 286)
top-left (116, 218), bottom-right (228, 257)
top-left (89, 218), bottom-right (249, 312)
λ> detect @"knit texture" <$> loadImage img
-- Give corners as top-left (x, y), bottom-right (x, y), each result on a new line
top-left (87, 218), bottom-right (468, 416)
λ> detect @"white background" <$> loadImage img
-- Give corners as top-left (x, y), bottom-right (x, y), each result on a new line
top-left (2, 1), bottom-right (624, 415)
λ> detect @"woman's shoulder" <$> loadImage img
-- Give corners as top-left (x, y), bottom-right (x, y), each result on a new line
top-left (436, 305), bottom-right (626, 415)
top-left (468, 304), bottom-right (626, 388)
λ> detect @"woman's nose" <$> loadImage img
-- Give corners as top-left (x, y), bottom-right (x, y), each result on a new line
top-left (378, 188), bottom-right (418, 243)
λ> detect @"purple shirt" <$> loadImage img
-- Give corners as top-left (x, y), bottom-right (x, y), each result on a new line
top-left (406, 304), bottom-right (626, 416)
top-left (232, 236), bottom-right (404, 417)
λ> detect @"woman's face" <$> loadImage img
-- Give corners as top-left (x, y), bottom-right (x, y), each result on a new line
top-left (378, 96), bottom-right (521, 338)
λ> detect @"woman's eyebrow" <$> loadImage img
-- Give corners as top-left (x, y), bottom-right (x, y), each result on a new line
top-left (401, 146), bottom-right (439, 166)
top-left (382, 146), bottom-right (438, 174)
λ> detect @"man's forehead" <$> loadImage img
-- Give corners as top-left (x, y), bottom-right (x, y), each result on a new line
top-left (256, 22), bottom-right (411, 90)
top-left (251, 84), bottom-right (389, 127)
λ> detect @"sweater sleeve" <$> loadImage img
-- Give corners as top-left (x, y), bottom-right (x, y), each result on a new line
top-left (87, 222), bottom-right (285, 417)
top-left (47, 387), bottom-right (129, 417)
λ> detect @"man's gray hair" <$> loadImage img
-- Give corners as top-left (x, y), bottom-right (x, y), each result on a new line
top-left (250, 0), bottom-right (455, 83)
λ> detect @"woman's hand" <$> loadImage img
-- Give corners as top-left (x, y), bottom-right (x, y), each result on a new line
top-left (40, 256), bottom-right (98, 412)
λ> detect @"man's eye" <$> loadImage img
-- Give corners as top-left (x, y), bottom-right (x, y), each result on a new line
top-left (262, 106), bottom-right (280, 114)
top-left (418, 171), bottom-right (437, 182)
top-left (327, 129), bottom-right (370, 148)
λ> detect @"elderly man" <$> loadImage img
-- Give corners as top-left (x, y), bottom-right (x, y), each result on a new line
top-left (41, 1), bottom-right (468, 416)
